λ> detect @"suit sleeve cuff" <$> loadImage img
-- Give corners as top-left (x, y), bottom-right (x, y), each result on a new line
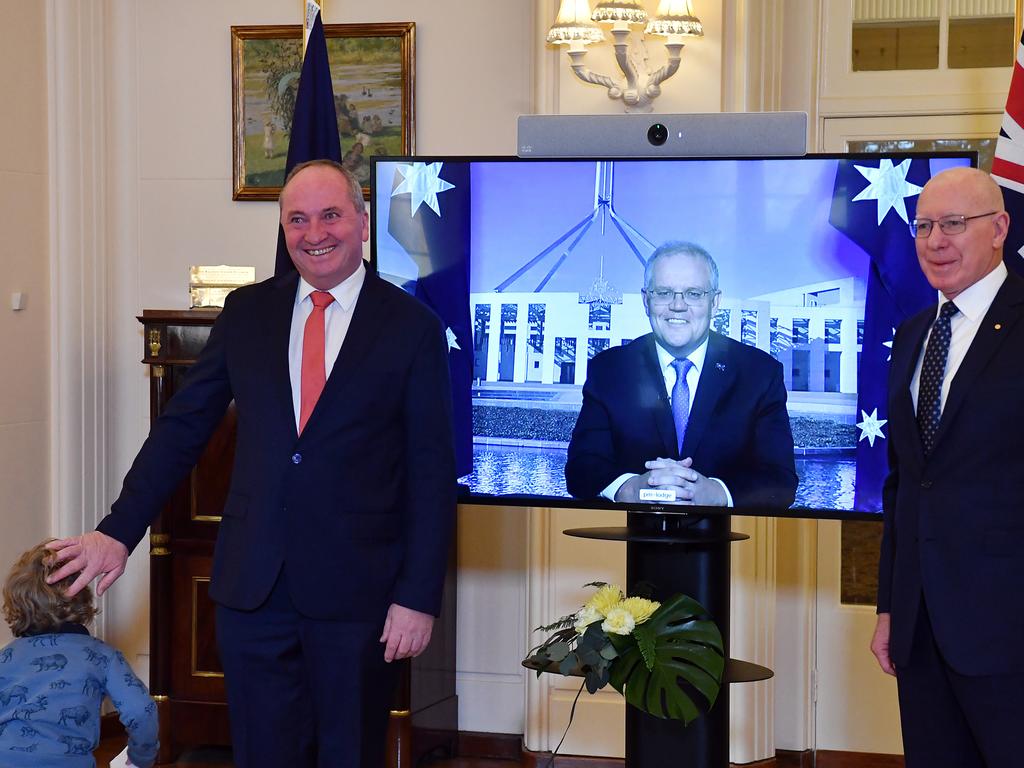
top-left (601, 474), bottom-right (635, 501)
top-left (708, 477), bottom-right (734, 507)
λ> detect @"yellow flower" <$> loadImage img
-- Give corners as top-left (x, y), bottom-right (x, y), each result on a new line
top-left (574, 605), bottom-right (602, 635)
top-left (618, 596), bottom-right (660, 625)
top-left (601, 607), bottom-right (636, 636)
top-left (584, 584), bottom-right (624, 617)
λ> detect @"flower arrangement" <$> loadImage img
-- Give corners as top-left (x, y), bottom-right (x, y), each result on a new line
top-left (524, 582), bottom-right (725, 725)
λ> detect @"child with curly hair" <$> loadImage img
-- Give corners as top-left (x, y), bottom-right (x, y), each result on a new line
top-left (0, 542), bottom-right (158, 766)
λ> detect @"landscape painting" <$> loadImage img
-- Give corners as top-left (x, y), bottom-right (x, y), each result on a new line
top-left (231, 22), bottom-right (415, 200)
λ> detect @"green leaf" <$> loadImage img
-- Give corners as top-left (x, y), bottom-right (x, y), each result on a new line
top-left (633, 623), bottom-right (657, 671)
top-left (585, 665), bottom-right (610, 693)
top-left (608, 594), bottom-right (725, 726)
top-left (559, 653), bottom-right (579, 676)
top-left (547, 642), bottom-right (570, 662)
top-left (599, 642), bottom-right (619, 661)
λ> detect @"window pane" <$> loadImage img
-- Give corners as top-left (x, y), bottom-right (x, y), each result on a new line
top-left (948, 16), bottom-right (1014, 68)
top-left (847, 137), bottom-right (996, 173)
top-left (852, 21), bottom-right (939, 71)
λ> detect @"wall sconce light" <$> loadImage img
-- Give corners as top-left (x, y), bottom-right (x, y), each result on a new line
top-left (546, 0), bottom-right (703, 113)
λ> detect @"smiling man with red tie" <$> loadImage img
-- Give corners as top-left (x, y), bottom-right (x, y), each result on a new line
top-left (47, 159), bottom-right (457, 768)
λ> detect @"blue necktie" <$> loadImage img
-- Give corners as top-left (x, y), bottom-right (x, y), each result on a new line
top-left (916, 300), bottom-right (958, 455)
top-left (671, 358), bottom-right (694, 455)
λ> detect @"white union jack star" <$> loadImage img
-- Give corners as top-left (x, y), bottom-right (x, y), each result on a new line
top-left (852, 158), bottom-right (923, 226)
top-left (857, 408), bottom-right (888, 448)
top-left (392, 162), bottom-right (455, 217)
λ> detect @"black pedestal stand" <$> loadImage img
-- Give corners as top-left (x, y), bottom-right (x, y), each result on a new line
top-left (564, 513), bottom-right (771, 768)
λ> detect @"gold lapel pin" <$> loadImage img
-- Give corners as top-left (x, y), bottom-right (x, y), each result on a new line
top-left (995, 323), bottom-right (1002, 330)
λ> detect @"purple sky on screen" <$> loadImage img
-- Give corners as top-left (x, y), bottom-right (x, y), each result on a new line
top-left (466, 158), bottom-right (868, 296)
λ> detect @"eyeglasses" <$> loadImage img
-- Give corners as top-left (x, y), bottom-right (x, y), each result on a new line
top-left (643, 287), bottom-right (719, 306)
top-left (909, 211), bottom-right (998, 239)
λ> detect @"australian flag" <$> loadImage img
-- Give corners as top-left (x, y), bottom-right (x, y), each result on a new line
top-left (829, 158), bottom-right (936, 512)
top-left (383, 162), bottom-right (473, 476)
top-left (274, 0), bottom-right (342, 276)
top-left (993, 29), bottom-right (1024, 273)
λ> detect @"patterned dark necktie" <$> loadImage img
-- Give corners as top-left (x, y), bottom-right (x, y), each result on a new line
top-left (916, 300), bottom-right (958, 455)
top-left (671, 358), bottom-right (694, 455)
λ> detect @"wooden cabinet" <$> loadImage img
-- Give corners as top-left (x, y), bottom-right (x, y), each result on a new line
top-left (139, 309), bottom-right (457, 765)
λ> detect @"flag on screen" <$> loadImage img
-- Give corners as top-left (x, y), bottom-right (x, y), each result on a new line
top-left (383, 162), bottom-right (473, 476)
top-left (992, 29), bottom-right (1024, 273)
top-left (829, 158), bottom-right (935, 511)
top-left (274, 0), bottom-right (342, 276)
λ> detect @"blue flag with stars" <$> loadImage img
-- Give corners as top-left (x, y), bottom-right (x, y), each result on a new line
top-left (829, 158), bottom-right (936, 512)
top-left (274, 2), bottom-right (342, 277)
top-left (383, 162), bottom-right (473, 476)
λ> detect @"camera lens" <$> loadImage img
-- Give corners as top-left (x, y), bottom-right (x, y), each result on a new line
top-left (647, 123), bottom-right (668, 146)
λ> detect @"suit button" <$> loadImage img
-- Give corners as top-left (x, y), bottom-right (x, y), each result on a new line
top-left (920, 479), bottom-right (932, 488)
top-left (291, 453), bottom-right (302, 464)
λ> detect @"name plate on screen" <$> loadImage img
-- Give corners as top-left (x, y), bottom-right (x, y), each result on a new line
top-left (639, 489), bottom-right (677, 502)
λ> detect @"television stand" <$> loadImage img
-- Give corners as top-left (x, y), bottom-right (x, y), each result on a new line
top-left (563, 512), bottom-right (771, 768)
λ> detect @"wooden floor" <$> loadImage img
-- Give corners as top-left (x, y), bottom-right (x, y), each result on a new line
top-left (94, 737), bottom-right (901, 768)
top-left (94, 738), bottom-right (519, 768)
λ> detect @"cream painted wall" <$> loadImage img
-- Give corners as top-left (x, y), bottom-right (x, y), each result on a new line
top-left (0, 0), bottom-right (51, 645)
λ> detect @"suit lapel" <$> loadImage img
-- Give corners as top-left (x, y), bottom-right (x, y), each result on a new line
top-left (639, 336), bottom-right (678, 457)
top-left (266, 270), bottom-right (301, 443)
top-left (300, 270), bottom-right (391, 436)
top-left (933, 274), bottom-right (1024, 450)
top-left (680, 333), bottom-right (731, 460)
top-left (891, 309), bottom-right (932, 467)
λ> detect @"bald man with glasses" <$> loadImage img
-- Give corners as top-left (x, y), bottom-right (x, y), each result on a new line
top-left (871, 166), bottom-right (1021, 767)
top-left (564, 241), bottom-right (798, 511)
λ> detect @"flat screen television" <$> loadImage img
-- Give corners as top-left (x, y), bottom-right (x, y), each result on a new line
top-left (370, 152), bottom-right (975, 520)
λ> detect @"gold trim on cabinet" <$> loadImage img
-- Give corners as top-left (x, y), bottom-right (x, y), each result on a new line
top-left (148, 329), bottom-right (162, 358)
top-left (189, 474), bottom-right (223, 523)
top-left (191, 576), bottom-right (225, 679)
top-left (389, 709), bottom-right (411, 717)
top-left (152, 694), bottom-right (170, 702)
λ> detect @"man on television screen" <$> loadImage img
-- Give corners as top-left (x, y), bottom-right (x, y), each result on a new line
top-left (871, 166), bottom-right (1021, 767)
top-left (564, 241), bottom-right (798, 509)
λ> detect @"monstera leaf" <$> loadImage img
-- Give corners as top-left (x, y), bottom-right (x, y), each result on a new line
top-left (607, 594), bottom-right (725, 725)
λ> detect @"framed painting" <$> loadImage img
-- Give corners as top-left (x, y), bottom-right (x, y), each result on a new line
top-left (231, 22), bottom-right (415, 201)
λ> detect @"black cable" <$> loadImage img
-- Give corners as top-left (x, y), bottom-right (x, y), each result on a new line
top-left (543, 679), bottom-right (587, 768)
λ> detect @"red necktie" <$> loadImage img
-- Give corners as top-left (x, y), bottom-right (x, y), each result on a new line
top-left (299, 291), bottom-right (335, 434)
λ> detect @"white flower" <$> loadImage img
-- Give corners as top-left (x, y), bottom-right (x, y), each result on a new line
top-left (574, 605), bottom-right (602, 635)
top-left (601, 607), bottom-right (636, 636)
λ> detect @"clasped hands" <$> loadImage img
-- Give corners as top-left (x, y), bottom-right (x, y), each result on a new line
top-left (614, 456), bottom-right (727, 506)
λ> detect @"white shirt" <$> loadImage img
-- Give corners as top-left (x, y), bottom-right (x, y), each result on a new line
top-left (287, 262), bottom-right (366, 431)
top-left (910, 261), bottom-right (1006, 413)
top-left (601, 336), bottom-right (733, 505)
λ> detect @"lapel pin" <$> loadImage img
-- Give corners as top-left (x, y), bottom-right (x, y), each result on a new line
top-left (994, 323), bottom-right (1002, 330)
top-left (716, 362), bottom-right (726, 371)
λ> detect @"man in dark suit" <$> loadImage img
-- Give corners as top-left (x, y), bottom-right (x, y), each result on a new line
top-left (871, 166), bottom-right (1021, 767)
top-left (564, 241), bottom-right (797, 510)
top-left (46, 159), bottom-right (457, 767)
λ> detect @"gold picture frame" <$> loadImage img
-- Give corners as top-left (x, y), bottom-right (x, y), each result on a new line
top-left (1017, 0), bottom-right (1023, 48)
top-left (231, 22), bottom-right (415, 201)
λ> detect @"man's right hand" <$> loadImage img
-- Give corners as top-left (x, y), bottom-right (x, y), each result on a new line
top-left (870, 612), bottom-right (895, 676)
top-left (46, 532), bottom-right (129, 598)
